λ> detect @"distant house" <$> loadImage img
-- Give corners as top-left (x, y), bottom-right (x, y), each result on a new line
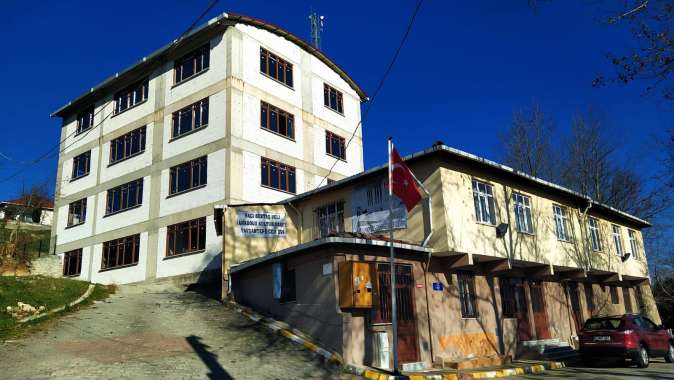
top-left (0, 196), bottom-right (54, 226)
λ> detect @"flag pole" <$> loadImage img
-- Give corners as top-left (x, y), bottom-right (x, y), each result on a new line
top-left (388, 137), bottom-right (399, 373)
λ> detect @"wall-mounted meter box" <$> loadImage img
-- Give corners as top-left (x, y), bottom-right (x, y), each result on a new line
top-left (338, 261), bottom-right (375, 308)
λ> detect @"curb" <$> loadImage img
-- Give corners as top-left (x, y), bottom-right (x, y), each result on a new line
top-left (19, 284), bottom-right (96, 323)
top-left (226, 300), bottom-right (343, 365)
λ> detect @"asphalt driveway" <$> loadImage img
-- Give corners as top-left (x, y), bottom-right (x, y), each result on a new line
top-left (0, 281), bottom-right (351, 380)
top-left (507, 359), bottom-right (674, 380)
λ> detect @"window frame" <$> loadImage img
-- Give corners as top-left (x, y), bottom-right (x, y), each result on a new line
top-left (173, 43), bottom-right (210, 85)
top-left (325, 130), bottom-right (347, 160)
top-left (552, 204), bottom-right (571, 242)
top-left (472, 180), bottom-right (496, 225)
top-left (259, 47), bottom-right (294, 88)
top-left (260, 101), bottom-right (295, 140)
top-left (610, 285), bottom-right (619, 304)
top-left (105, 178), bottom-right (144, 216)
top-left (109, 126), bottom-right (147, 166)
top-left (513, 193), bottom-right (534, 234)
top-left (166, 217), bottom-right (207, 257)
top-left (612, 224), bottom-right (624, 256)
top-left (323, 83), bottom-right (344, 114)
top-left (260, 157), bottom-right (296, 194)
top-left (170, 98), bottom-right (209, 140)
top-left (63, 249), bottom-right (83, 277)
top-left (113, 78), bottom-right (149, 115)
top-left (168, 156), bottom-right (208, 196)
top-left (628, 229), bottom-right (639, 259)
top-left (71, 151), bottom-right (91, 181)
top-left (76, 106), bottom-right (95, 135)
top-left (588, 217), bottom-right (602, 252)
top-left (101, 234), bottom-right (140, 271)
top-left (67, 198), bottom-right (87, 227)
top-left (314, 201), bottom-right (345, 238)
top-left (458, 271), bottom-right (478, 318)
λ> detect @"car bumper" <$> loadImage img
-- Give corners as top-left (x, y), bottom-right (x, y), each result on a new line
top-left (580, 346), bottom-right (639, 358)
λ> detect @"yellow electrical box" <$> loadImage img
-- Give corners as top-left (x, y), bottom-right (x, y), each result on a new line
top-left (338, 261), bottom-right (375, 308)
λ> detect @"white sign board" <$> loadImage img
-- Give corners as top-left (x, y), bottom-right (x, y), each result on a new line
top-left (352, 177), bottom-right (408, 233)
top-left (236, 211), bottom-right (287, 238)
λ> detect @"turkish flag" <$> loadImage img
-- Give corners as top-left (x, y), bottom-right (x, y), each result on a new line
top-left (390, 147), bottom-right (423, 212)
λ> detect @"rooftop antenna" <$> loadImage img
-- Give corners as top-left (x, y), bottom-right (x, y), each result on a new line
top-left (309, 11), bottom-right (324, 49)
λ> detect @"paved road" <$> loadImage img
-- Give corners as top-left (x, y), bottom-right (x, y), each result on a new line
top-left (508, 360), bottom-right (674, 380)
top-left (0, 282), bottom-right (352, 380)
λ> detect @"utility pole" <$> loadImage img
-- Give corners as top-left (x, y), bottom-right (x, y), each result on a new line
top-left (308, 11), bottom-right (324, 49)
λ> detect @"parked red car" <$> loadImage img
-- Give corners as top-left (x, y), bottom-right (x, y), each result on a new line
top-left (579, 314), bottom-right (674, 368)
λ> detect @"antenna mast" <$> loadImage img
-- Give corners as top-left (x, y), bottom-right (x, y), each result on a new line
top-left (309, 11), bottom-right (324, 49)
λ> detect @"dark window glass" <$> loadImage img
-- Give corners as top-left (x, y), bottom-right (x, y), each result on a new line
top-left (315, 201), bottom-right (344, 238)
top-left (102, 234), bottom-right (140, 270)
top-left (105, 179), bottom-right (143, 215)
top-left (63, 249), bottom-right (82, 276)
top-left (323, 83), bottom-right (344, 113)
top-left (109, 126), bottom-right (146, 165)
top-left (260, 157), bottom-right (296, 193)
top-left (610, 286), bottom-right (619, 304)
top-left (584, 318), bottom-right (624, 330)
top-left (174, 44), bottom-right (210, 84)
top-left (259, 47), bottom-right (294, 87)
top-left (325, 131), bottom-right (346, 160)
top-left (458, 271), bottom-right (478, 318)
top-left (260, 102), bottom-right (295, 139)
top-left (71, 151), bottom-right (91, 180)
top-left (169, 156), bottom-right (207, 195)
top-left (114, 79), bottom-right (149, 114)
top-left (280, 264), bottom-right (296, 303)
top-left (171, 98), bottom-right (209, 139)
top-left (67, 198), bottom-right (87, 226)
top-left (166, 217), bottom-right (207, 256)
top-left (76, 107), bottom-right (95, 134)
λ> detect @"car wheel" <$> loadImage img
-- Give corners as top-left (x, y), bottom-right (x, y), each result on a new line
top-left (665, 342), bottom-right (674, 363)
top-left (635, 345), bottom-right (649, 368)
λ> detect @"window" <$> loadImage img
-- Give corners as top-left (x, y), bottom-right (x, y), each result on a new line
top-left (260, 101), bottom-right (294, 139)
top-left (325, 131), bottom-right (346, 160)
top-left (513, 193), bottom-right (533, 234)
top-left (171, 98), bottom-right (209, 138)
top-left (623, 287), bottom-right (633, 313)
top-left (628, 229), bottom-right (638, 259)
top-left (472, 180), bottom-right (496, 225)
top-left (323, 83), bottom-right (344, 114)
top-left (105, 179), bottom-right (143, 215)
top-left (76, 106), bottom-right (94, 134)
top-left (588, 217), bottom-right (602, 251)
top-left (635, 286), bottom-right (645, 312)
top-left (169, 156), bottom-right (207, 195)
top-left (71, 151), bottom-right (91, 180)
top-left (458, 271), bottom-right (478, 318)
top-left (500, 278), bottom-right (527, 319)
top-left (584, 284), bottom-right (595, 315)
top-left (166, 217), bottom-right (206, 257)
top-left (259, 47), bottom-right (293, 87)
top-left (67, 198), bottom-right (87, 227)
top-left (553, 205), bottom-right (570, 241)
top-left (261, 157), bottom-right (296, 193)
top-left (315, 201), bottom-right (345, 238)
top-left (610, 286), bottom-right (619, 304)
top-left (109, 126), bottom-right (146, 165)
top-left (612, 225), bottom-right (624, 256)
top-left (114, 79), bottom-right (149, 114)
top-left (102, 234), bottom-right (140, 270)
top-left (63, 249), bottom-right (82, 277)
top-left (174, 43), bottom-right (210, 84)
top-left (272, 262), bottom-right (296, 303)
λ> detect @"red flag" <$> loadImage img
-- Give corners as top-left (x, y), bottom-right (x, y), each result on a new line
top-left (390, 147), bottom-right (423, 212)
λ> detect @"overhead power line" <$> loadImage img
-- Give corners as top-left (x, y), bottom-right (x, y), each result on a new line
top-left (316, 0), bottom-right (425, 187)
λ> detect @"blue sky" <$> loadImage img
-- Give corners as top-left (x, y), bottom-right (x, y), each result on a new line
top-left (2, 0), bottom-right (672, 203)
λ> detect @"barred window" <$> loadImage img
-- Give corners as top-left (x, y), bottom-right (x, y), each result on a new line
top-left (323, 83), bottom-right (343, 114)
top-left (172, 98), bottom-right (209, 139)
top-left (76, 106), bottom-right (94, 134)
top-left (169, 156), bottom-right (207, 195)
top-left (174, 43), bottom-right (210, 84)
top-left (67, 198), bottom-right (87, 227)
top-left (110, 126), bottom-right (146, 165)
top-left (325, 131), bottom-right (346, 160)
top-left (472, 180), bottom-right (496, 225)
top-left (63, 249), bottom-right (82, 276)
top-left (106, 179), bottom-right (143, 215)
top-left (71, 151), bottom-right (91, 180)
top-left (114, 79), bottom-right (149, 114)
top-left (314, 201), bottom-right (344, 238)
top-left (261, 157), bottom-right (296, 193)
top-left (167, 217), bottom-right (206, 257)
top-left (260, 101), bottom-right (294, 139)
top-left (102, 234), bottom-right (140, 270)
top-left (458, 271), bottom-right (478, 318)
top-left (260, 47), bottom-right (293, 87)
top-left (513, 193), bottom-right (533, 234)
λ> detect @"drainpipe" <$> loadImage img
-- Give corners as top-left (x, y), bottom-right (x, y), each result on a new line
top-left (579, 199), bottom-right (592, 273)
top-left (288, 202), bottom-right (302, 245)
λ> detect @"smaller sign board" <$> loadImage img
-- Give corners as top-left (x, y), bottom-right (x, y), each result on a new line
top-left (432, 282), bottom-right (443, 291)
top-left (236, 211), bottom-right (287, 238)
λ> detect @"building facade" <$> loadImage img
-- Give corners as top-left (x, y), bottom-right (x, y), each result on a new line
top-left (224, 143), bottom-right (661, 370)
top-left (50, 13), bottom-right (367, 284)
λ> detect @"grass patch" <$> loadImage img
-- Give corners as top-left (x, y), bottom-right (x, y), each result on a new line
top-left (0, 275), bottom-right (114, 340)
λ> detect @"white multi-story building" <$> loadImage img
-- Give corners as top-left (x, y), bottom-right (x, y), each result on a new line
top-left (50, 13), bottom-right (367, 285)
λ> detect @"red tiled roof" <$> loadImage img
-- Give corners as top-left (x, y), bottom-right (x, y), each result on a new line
top-left (6, 195), bottom-right (54, 209)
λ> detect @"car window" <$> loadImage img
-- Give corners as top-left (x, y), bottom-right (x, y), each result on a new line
top-left (642, 317), bottom-right (658, 329)
top-left (584, 318), bottom-right (623, 330)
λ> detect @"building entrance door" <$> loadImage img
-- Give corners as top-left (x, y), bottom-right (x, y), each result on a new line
top-left (373, 264), bottom-right (420, 365)
top-left (514, 280), bottom-right (532, 341)
top-left (567, 282), bottom-right (583, 333)
top-left (530, 281), bottom-right (551, 339)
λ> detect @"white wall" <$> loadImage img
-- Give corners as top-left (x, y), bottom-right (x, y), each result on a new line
top-left (59, 146), bottom-right (100, 196)
top-left (241, 150), bottom-right (305, 203)
top-left (99, 124), bottom-right (154, 183)
top-left (55, 195), bottom-right (94, 245)
top-left (94, 175), bottom-right (151, 234)
top-left (90, 232), bottom-right (149, 284)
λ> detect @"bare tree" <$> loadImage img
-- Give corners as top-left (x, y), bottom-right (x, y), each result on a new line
top-left (500, 102), bottom-right (556, 180)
